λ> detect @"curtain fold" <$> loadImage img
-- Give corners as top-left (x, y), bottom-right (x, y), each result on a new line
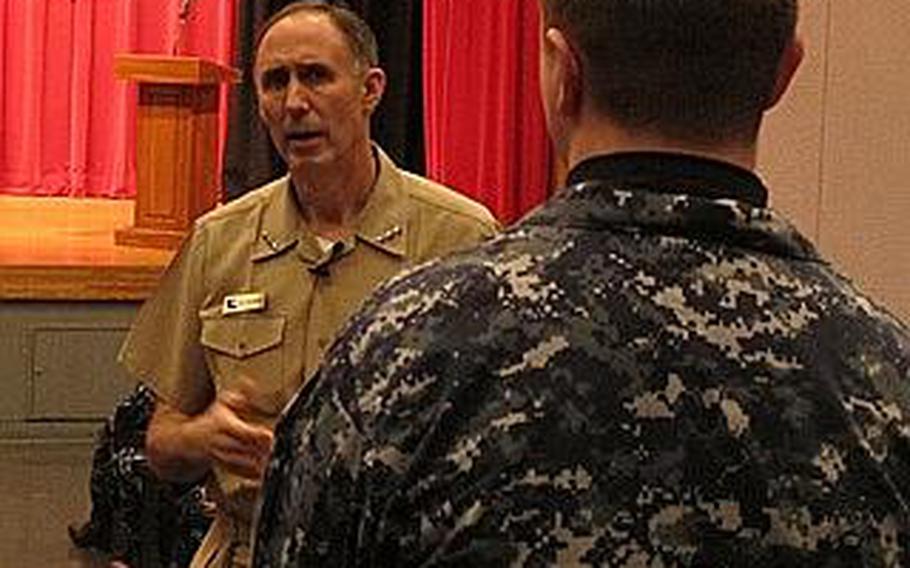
top-left (0, 0), bottom-right (234, 199)
top-left (222, 1), bottom-right (288, 200)
top-left (423, 0), bottom-right (552, 224)
top-left (356, 0), bottom-right (425, 177)
top-left (223, 0), bottom-right (424, 199)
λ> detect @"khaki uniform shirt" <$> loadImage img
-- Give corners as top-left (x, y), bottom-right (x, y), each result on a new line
top-left (119, 147), bottom-right (498, 567)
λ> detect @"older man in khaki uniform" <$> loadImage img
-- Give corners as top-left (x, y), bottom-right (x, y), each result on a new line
top-left (118, 3), bottom-right (498, 567)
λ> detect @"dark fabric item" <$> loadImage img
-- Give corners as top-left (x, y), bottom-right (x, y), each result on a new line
top-left (69, 384), bottom-right (213, 568)
top-left (566, 152), bottom-right (768, 207)
top-left (350, 0), bottom-right (425, 176)
top-left (254, 152), bottom-right (910, 566)
top-left (223, 0), bottom-right (424, 200)
top-left (222, 1), bottom-right (285, 201)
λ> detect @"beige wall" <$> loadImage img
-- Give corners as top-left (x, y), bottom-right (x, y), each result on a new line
top-left (758, 0), bottom-right (910, 322)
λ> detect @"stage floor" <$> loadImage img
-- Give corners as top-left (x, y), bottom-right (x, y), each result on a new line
top-left (0, 196), bottom-right (174, 300)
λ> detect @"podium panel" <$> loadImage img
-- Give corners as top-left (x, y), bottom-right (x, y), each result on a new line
top-left (114, 55), bottom-right (238, 249)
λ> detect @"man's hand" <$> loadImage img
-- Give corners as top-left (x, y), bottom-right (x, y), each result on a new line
top-left (146, 379), bottom-right (275, 483)
top-left (199, 382), bottom-right (275, 480)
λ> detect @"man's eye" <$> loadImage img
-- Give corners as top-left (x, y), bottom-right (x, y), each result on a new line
top-left (299, 67), bottom-right (330, 85)
top-left (261, 69), bottom-right (289, 91)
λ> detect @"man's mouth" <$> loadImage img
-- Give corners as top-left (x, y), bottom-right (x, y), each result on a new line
top-left (286, 130), bottom-right (324, 144)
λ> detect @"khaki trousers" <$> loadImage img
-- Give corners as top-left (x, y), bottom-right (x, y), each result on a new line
top-left (189, 513), bottom-right (252, 568)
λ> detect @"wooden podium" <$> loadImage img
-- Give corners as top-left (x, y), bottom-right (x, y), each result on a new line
top-left (114, 54), bottom-right (239, 249)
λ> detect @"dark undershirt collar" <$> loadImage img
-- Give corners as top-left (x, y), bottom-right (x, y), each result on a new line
top-left (566, 152), bottom-right (768, 208)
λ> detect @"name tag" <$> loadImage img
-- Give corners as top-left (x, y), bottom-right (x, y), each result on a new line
top-left (222, 293), bottom-right (266, 316)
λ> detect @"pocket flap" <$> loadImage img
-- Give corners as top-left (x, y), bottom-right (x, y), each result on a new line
top-left (200, 316), bottom-right (285, 358)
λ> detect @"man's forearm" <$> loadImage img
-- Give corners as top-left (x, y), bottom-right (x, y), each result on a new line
top-left (146, 402), bottom-right (212, 483)
top-left (146, 390), bottom-right (275, 482)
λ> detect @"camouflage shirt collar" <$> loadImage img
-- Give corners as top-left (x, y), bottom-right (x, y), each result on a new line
top-left (526, 152), bottom-right (821, 262)
top-left (567, 152), bottom-right (768, 207)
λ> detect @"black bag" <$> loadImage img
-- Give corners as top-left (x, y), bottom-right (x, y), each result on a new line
top-left (69, 384), bottom-right (213, 568)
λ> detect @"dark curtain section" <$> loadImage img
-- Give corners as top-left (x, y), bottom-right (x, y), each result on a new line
top-left (223, 0), bottom-right (424, 200)
top-left (222, 2), bottom-right (283, 200)
top-left (356, 1), bottom-right (425, 176)
top-left (424, 0), bottom-right (552, 224)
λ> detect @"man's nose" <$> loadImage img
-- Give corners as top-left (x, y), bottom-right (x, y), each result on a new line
top-left (285, 79), bottom-right (312, 115)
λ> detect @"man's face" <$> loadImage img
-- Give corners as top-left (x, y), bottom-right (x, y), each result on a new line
top-left (254, 12), bottom-right (382, 174)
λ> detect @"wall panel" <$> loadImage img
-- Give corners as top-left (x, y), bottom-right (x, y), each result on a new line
top-left (0, 302), bottom-right (138, 434)
top-left (758, 0), bottom-right (829, 241)
top-left (820, 0), bottom-right (910, 321)
top-left (759, 0), bottom-right (910, 322)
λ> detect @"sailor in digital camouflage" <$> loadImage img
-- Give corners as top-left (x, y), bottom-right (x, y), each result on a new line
top-left (253, 0), bottom-right (910, 566)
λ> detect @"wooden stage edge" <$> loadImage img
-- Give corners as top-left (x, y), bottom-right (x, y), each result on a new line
top-left (0, 195), bottom-right (175, 301)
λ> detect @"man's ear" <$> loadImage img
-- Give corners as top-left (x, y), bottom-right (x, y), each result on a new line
top-left (766, 36), bottom-right (804, 110)
top-left (544, 27), bottom-right (582, 119)
top-left (252, 75), bottom-right (266, 122)
top-left (362, 67), bottom-right (386, 113)
top-left (256, 95), bottom-right (267, 123)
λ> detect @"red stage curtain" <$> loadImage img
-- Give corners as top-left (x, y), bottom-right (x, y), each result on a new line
top-left (0, 0), bottom-right (234, 199)
top-left (423, 0), bottom-right (552, 224)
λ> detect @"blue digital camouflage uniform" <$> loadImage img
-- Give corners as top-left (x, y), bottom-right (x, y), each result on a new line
top-left (253, 153), bottom-right (910, 567)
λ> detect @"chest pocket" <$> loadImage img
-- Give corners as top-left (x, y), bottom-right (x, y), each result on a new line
top-left (200, 315), bottom-right (287, 418)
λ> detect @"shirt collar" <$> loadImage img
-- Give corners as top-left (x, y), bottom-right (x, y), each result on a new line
top-left (567, 152), bottom-right (768, 208)
top-left (251, 176), bottom-right (304, 263)
top-left (352, 146), bottom-right (408, 258)
top-left (251, 145), bottom-right (409, 266)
